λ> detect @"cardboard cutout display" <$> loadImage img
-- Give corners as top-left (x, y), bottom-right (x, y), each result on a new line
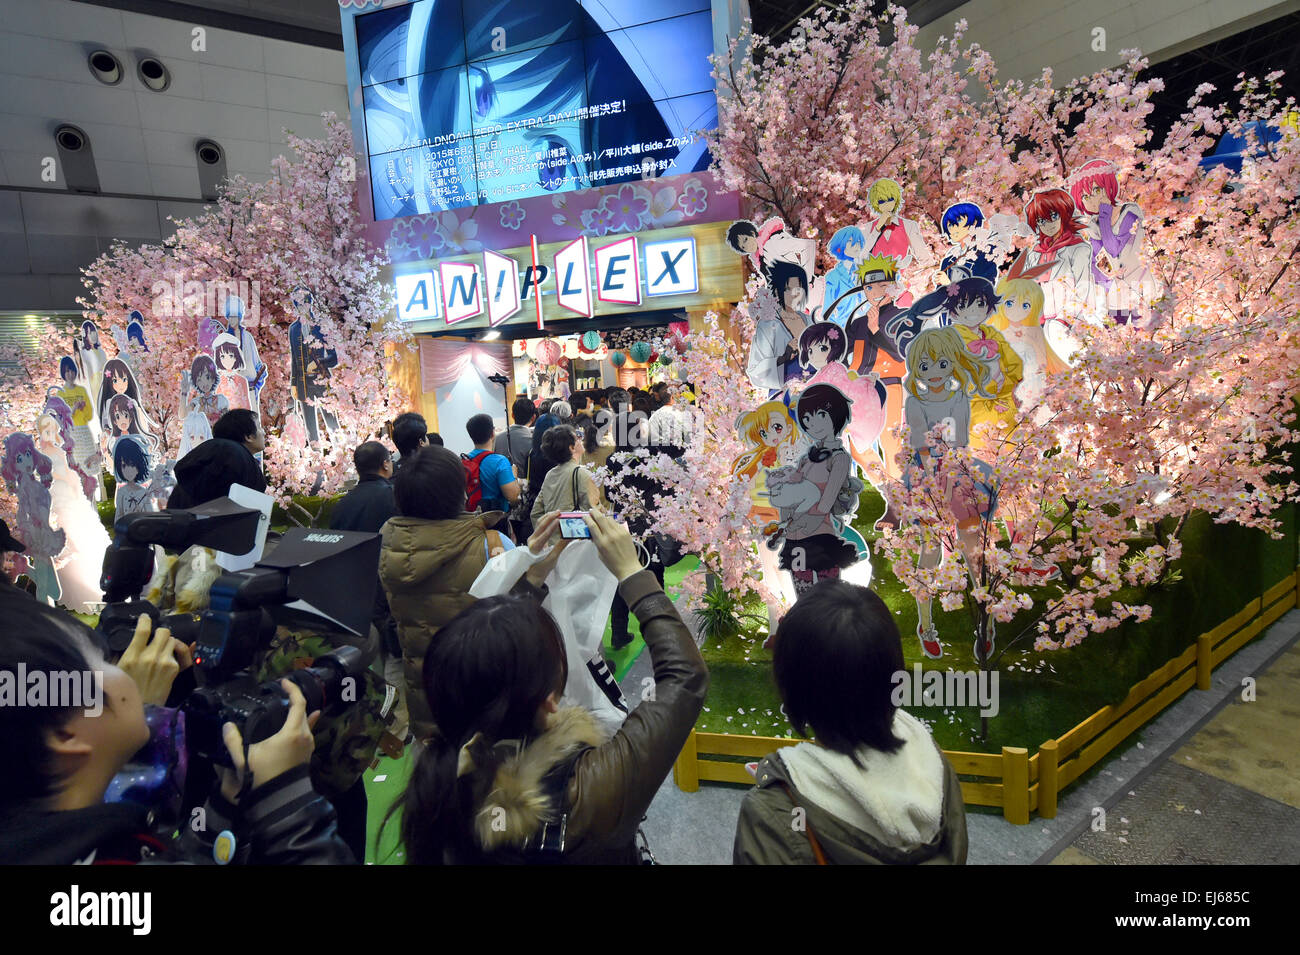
top-left (862, 178), bottom-right (934, 304)
top-left (823, 226), bottom-right (868, 326)
top-left (220, 295), bottom-right (266, 409)
top-left (1022, 188), bottom-right (1100, 342)
top-left (56, 355), bottom-right (98, 473)
top-left (2, 432), bottom-right (64, 605)
top-left (288, 287), bottom-right (339, 444)
top-left (37, 396), bottom-right (97, 503)
top-left (176, 369), bottom-right (213, 459)
top-left (74, 320), bottom-right (107, 427)
top-left (746, 261), bottom-right (815, 392)
top-left (97, 357), bottom-right (158, 443)
top-left (989, 277), bottom-right (1069, 423)
top-left (935, 202), bottom-right (1021, 286)
top-left (111, 435), bottom-right (156, 517)
top-left (186, 354), bottom-right (229, 429)
top-left (902, 326), bottom-right (999, 660)
top-left (127, 309), bottom-right (147, 350)
top-left (764, 383), bottom-right (867, 596)
top-left (794, 323), bottom-right (888, 474)
top-left (1068, 159), bottom-right (1161, 325)
top-left (213, 332), bottom-right (253, 413)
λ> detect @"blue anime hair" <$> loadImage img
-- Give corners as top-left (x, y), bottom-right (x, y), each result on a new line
top-left (59, 356), bottom-right (78, 381)
top-left (828, 226), bottom-right (866, 261)
top-left (127, 324), bottom-right (147, 350)
top-left (112, 436), bottom-right (150, 483)
top-left (941, 202), bottom-right (985, 237)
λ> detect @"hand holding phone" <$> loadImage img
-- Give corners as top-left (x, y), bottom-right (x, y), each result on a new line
top-left (558, 512), bottom-right (592, 539)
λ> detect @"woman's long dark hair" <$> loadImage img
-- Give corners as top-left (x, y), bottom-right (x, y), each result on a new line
top-left (383, 595), bottom-right (568, 864)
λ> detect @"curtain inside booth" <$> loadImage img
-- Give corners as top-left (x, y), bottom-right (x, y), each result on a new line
top-left (418, 338), bottom-right (512, 392)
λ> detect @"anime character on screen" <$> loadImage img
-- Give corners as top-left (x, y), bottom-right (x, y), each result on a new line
top-left (112, 435), bottom-right (155, 517)
top-left (56, 356), bottom-right (98, 471)
top-left (364, 0), bottom-right (709, 217)
top-left (213, 332), bottom-right (252, 412)
top-left (747, 261), bottom-right (815, 393)
top-left (1021, 189), bottom-right (1099, 346)
top-left (187, 355), bottom-right (229, 429)
top-left (1068, 159), bottom-right (1159, 324)
top-left (34, 401), bottom-right (111, 611)
top-left (822, 226), bottom-right (868, 326)
top-left (861, 178), bottom-right (934, 303)
top-left (764, 384), bottom-right (866, 598)
top-left (902, 327), bottom-right (999, 660)
top-left (2, 432), bottom-right (64, 605)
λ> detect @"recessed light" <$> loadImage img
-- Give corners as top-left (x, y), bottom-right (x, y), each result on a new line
top-left (137, 56), bottom-right (170, 92)
top-left (88, 49), bottom-right (123, 85)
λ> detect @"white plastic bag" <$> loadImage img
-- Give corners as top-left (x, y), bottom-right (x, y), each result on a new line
top-left (470, 540), bottom-right (628, 733)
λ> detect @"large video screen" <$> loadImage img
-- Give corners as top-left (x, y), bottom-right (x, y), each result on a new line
top-left (355, 0), bottom-right (717, 221)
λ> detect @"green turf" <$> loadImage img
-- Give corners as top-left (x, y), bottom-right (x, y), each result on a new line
top-left (695, 488), bottom-right (1299, 755)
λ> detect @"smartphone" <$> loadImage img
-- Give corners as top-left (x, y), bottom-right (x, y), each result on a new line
top-left (558, 512), bottom-right (592, 539)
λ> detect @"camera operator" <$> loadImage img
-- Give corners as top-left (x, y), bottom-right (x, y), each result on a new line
top-left (0, 591), bottom-right (353, 864)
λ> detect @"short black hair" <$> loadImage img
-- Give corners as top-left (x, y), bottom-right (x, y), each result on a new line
top-left (540, 424), bottom-right (579, 465)
top-left (767, 260), bottom-right (809, 304)
top-left (606, 388), bottom-right (630, 413)
top-left (726, 219), bottom-right (758, 252)
top-left (427, 431), bottom-right (444, 447)
top-left (796, 383), bottom-right (851, 435)
top-left (354, 440), bottom-right (391, 476)
top-left (466, 413), bottom-right (495, 445)
top-left (511, 397), bottom-right (537, 425)
top-left (392, 413), bottom-right (427, 457)
top-left (773, 581), bottom-right (906, 758)
top-left (570, 393), bottom-right (591, 413)
top-left (212, 408), bottom-right (258, 443)
top-left (538, 398), bottom-right (555, 415)
top-left (393, 446), bottom-right (465, 520)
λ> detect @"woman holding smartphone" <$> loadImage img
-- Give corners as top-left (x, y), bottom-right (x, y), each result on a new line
top-left (529, 424), bottom-right (603, 539)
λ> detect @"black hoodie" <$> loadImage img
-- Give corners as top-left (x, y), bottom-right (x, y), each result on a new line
top-left (167, 439), bottom-right (266, 510)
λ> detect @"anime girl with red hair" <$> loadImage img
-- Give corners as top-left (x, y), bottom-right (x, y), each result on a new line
top-left (1068, 159), bottom-right (1159, 324)
top-left (1022, 188), bottom-right (1099, 358)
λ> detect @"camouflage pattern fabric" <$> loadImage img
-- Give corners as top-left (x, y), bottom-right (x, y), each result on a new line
top-left (254, 626), bottom-right (394, 798)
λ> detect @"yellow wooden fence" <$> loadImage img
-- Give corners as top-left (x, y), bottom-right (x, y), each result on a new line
top-left (673, 566), bottom-right (1300, 824)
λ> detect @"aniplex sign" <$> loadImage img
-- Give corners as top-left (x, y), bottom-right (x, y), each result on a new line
top-left (394, 235), bottom-right (699, 328)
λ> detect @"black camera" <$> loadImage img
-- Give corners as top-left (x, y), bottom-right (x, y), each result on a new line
top-left (185, 645), bottom-right (367, 767)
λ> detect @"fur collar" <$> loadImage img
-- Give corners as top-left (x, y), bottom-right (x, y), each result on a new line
top-left (473, 707), bottom-right (609, 851)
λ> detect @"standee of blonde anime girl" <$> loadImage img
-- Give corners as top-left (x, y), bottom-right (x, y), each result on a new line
top-left (902, 326), bottom-right (999, 662)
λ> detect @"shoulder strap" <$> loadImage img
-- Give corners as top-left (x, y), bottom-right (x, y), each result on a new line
top-left (570, 465), bottom-right (580, 509)
top-left (775, 780), bottom-right (829, 865)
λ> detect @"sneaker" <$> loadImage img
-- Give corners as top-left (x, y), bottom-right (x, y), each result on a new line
top-left (1013, 556), bottom-right (1060, 584)
top-left (917, 624), bottom-right (943, 659)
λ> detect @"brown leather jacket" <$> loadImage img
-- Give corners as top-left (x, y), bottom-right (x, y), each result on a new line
top-left (458, 569), bottom-right (708, 864)
top-left (378, 511), bottom-right (505, 741)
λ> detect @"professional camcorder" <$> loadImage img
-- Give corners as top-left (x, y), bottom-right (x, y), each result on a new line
top-left (97, 503), bottom-right (380, 765)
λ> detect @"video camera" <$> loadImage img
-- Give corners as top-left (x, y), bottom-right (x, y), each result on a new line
top-left (97, 503), bottom-right (381, 766)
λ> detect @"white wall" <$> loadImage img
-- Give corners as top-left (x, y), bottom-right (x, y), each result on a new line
top-left (914, 0), bottom-right (1300, 85)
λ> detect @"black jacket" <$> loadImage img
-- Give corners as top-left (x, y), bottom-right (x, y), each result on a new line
top-left (0, 766), bottom-right (353, 865)
top-left (167, 439), bottom-right (266, 510)
top-left (330, 475), bottom-right (396, 534)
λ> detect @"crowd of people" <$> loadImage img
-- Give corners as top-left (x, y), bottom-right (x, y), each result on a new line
top-left (0, 381), bottom-right (968, 865)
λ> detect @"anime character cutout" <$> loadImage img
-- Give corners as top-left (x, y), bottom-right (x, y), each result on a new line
top-left (861, 178), bottom-right (935, 304)
top-left (725, 217), bottom-right (819, 283)
top-left (746, 261), bottom-right (815, 393)
top-left (35, 401), bottom-right (111, 611)
top-left (213, 332), bottom-right (252, 412)
top-left (112, 435), bottom-right (156, 518)
top-left (96, 358), bottom-right (156, 439)
top-left (2, 433), bottom-right (64, 605)
top-left (186, 354), bottom-right (229, 429)
top-left (1021, 188), bottom-right (1100, 341)
top-left (127, 309), bottom-right (147, 350)
top-left (220, 295), bottom-right (266, 407)
top-left (901, 327), bottom-right (999, 661)
top-left (796, 323), bottom-right (887, 477)
top-left (905, 278), bottom-right (1023, 453)
top-left (764, 383), bottom-right (866, 597)
top-left (822, 226), bottom-right (868, 325)
top-left (288, 287), bottom-right (339, 444)
top-left (56, 355), bottom-right (98, 472)
top-left (1068, 159), bottom-right (1161, 325)
top-left (934, 201), bottom-right (1021, 286)
top-left (989, 277), bottom-right (1069, 424)
top-left (74, 320), bottom-right (108, 423)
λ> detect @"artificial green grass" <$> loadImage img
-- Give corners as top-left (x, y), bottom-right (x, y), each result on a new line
top-left (695, 488), bottom-right (1298, 755)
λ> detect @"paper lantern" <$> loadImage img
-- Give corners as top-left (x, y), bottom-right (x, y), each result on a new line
top-left (629, 341), bottom-right (652, 363)
top-left (563, 337), bottom-right (581, 359)
top-left (610, 350), bottom-right (627, 367)
top-left (536, 338), bottom-right (562, 366)
top-left (580, 330), bottom-right (602, 352)
top-left (659, 353), bottom-right (673, 366)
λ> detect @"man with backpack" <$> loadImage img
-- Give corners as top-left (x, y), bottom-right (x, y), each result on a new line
top-left (464, 413), bottom-right (520, 538)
